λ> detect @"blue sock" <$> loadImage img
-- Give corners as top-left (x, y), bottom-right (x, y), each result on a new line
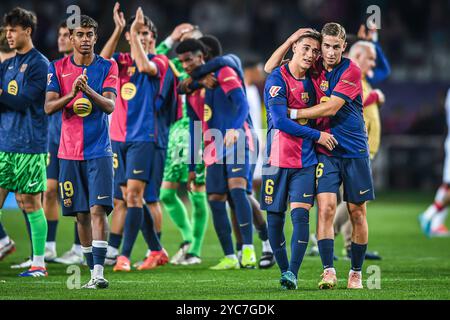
top-left (0, 222), bottom-right (7, 239)
top-left (267, 211), bottom-right (289, 273)
top-left (121, 207), bottom-right (143, 257)
top-left (22, 210), bottom-right (33, 256)
top-left (82, 247), bottom-right (94, 270)
top-left (229, 188), bottom-right (253, 245)
top-left (318, 238), bottom-right (334, 269)
top-left (289, 208), bottom-right (309, 277)
top-left (236, 242), bottom-right (243, 252)
top-left (256, 222), bottom-right (269, 241)
top-left (74, 222), bottom-right (81, 245)
top-left (351, 242), bottom-right (367, 272)
top-left (141, 205), bottom-right (162, 251)
top-left (209, 200), bottom-right (234, 256)
top-left (157, 232), bottom-right (162, 241)
top-left (108, 232), bottom-right (122, 250)
top-left (92, 240), bottom-right (108, 267)
top-left (46, 220), bottom-right (58, 242)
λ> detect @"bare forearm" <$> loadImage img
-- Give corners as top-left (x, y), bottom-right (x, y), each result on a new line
top-left (45, 93), bottom-right (74, 115)
top-left (84, 87), bottom-right (115, 114)
top-left (264, 40), bottom-right (292, 73)
top-left (100, 28), bottom-right (122, 59)
top-left (130, 33), bottom-right (157, 75)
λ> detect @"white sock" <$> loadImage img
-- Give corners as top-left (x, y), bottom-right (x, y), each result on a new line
top-left (146, 249), bottom-right (152, 257)
top-left (72, 244), bottom-right (82, 255)
top-left (242, 244), bottom-right (254, 251)
top-left (226, 254), bottom-right (238, 260)
top-left (435, 185), bottom-right (448, 203)
top-left (0, 236), bottom-right (10, 247)
top-left (46, 241), bottom-right (56, 252)
top-left (324, 267), bottom-right (336, 274)
top-left (349, 269), bottom-right (362, 276)
top-left (423, 204), bottom-right (439, 220)
top-left (107, 245), bottom-right (119, 257)
top-left (262, 240), bottom-right (272, 253)
top-left (32, 255), bottom-right (45, 268)
top-left (93, 264), bottom-right (104, 279)
top-left (431, 209), bottom-right (448, 230)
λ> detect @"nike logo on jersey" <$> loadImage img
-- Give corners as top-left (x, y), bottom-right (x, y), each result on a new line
top-left (231, 168), bottom-right (242, 173)
top-left (8, 66), bottom-right (13, 70)
top-left (298, 240), bottom-right (308, 244)
top-left (28, 182), bottom-right (39, 187)
top-left (133, 169), bottom-right (144, 174)
top-left (97, 195), bottom-right (110, 200)
top-left (291, 87), bottom-right (297, 92)
top-left (239, 223), bottom-right (249, 227)
top-left (303, 193), bottom-right (314, 198)
top-left (359, 189), bottom-right (371, 195)
top-left (280, 240), bottom-right (286, 247)
top-left (62, 73), bottom-right (73, 78)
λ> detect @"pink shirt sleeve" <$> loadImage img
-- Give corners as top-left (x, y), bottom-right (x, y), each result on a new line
top-left (217, 66), bottom-right (243, 95)
top-left (332, 62), bottom-right (362, 101)
top-left (102, 59), bottom-right (119, 94)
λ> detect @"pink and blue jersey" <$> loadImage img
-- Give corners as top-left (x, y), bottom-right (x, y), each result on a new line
top-left (110, 52), bottom-right (180, 148)
top-left (312, 57), bottom-right (368, 158)
top-left (264, 64), bottom-right (319, 169)
top-left (201, 66), bottom-right (254, 165)
top-left (46, 55), bottom-right (118, 160)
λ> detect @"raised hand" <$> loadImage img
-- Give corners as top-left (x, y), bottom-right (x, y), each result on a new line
top-left (131, 7), bottom-right (145, 34)
top-left (287, 27), bottom-right (314, 45)
top-left (113, 2), bottom-right (126, 32)
top-left (170, 23), bottom-right (194, 42)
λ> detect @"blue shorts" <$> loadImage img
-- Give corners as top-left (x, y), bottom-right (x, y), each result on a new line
top-left (260, 165), bottom-right (316, 212)
top-left (144, 147), bottom-right (166, 203)
top-left (316, 154), bottom-right (375, 203)
top-left (206, 145), bottom-right (251, 194)
top-left (59, 157), bottom-right (114, 216)
top-left (46, 141), bottom-right (59, 181)
top-left (112, 140), bottom-right (124, 200)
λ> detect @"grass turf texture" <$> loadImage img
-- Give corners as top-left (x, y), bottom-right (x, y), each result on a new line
top-left (0, 191), bottom-right (449, 300)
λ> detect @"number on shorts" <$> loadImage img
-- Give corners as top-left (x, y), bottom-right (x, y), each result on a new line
top-left (316, 163), bottom-right (324, 178)
top-left (113, 153), bottom-right (118, 169)
top-left (265, 179), bottom-right (274, 195)
top-left (59, 181), bottom-right (74, 198)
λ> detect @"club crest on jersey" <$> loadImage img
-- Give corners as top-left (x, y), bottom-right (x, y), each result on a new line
top-left (204, 104), bottom-right (212, 122)
top-left (47, 73), bottom-right (53, 86)
top-left (320, 80), bottom-right (329, 92)
top-left (20, 64), bottom-right (28, 73)
top-left (7, 80), bottom-right (18, 95)
top-left (127, 66), bottom-right (136, 77)
top-left (73, 98), bottom-right (92, 117)
top-left (269, 86), bottom-right (281, 98)
top-left (301, 92), bottom-right (309, 103)
top-left (265, 196), bottom-right (273, 205)
top-left (121, 82), bottom-right (137, 101)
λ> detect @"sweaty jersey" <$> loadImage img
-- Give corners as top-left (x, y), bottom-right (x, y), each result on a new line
top-left (0, 48), bottom-right (49, 154)
top-left (109, 52), bottom-right (180, 148)
top-left (203, 66), bottom-right (254, 164)
top-left (264, 64), bottom-right (318, 168)
top-left (47, 54), bottom-right (118, 160)
top-left (312, 57), bottom-right (368, 158)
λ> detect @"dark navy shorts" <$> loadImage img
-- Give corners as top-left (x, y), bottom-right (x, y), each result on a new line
top-left (59, 157), bottom-right (114, 216)
top-left (46, 141), bottom-right (60, 181)
top-left (316, 154), bottom-right (375, 203)
top-left (260, 165), bottom-right (316, 212)
top-left (144, 147), bottom-right (166, 203)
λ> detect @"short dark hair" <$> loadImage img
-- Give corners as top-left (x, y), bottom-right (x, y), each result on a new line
top-left (0, 27), bottom-right (13, 53)
top-left (126, 15), bottom-right (157, 39)
top-left (321, 22), bottom-right (346, 41)
top-left (175, 38), bottom-right (206, 55)
top-left (3, 7), bottom-right (37, 36)
top-left (58, 20), bottom-right (68, 31)
top-left (68, 15), bottom-right (98, 34)
top-left (297, 29), bottom-right (322, 45)
top-left (199, 35), bottom-right (222, 59)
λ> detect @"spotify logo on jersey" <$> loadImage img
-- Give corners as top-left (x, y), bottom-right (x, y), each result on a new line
top-left (73, 98), bottom-right (92, 117)
top-left (121, 82), bottom-right (137, 101)
top-left (204, 104), bottom-right (212, 122)
top-left (7, 80), bottom-right (18, 96)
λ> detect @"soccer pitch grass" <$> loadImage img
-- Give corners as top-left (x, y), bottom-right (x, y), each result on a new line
top-left (0, 191), bottom-right (449, 300)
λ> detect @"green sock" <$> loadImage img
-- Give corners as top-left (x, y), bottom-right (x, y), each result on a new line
top-left (160, 188), bottom-right (193, 243)
top-left (188, 191), bottom-right (209, 257)
top-left (27, 208), bottom-right (48, 256)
